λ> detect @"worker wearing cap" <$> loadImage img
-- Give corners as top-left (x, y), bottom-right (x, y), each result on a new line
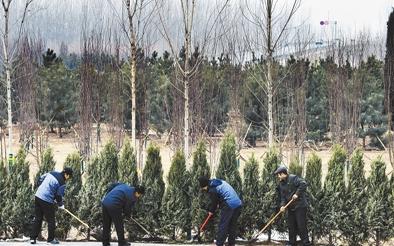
top-left (30, 167), bottom-right (74, 245)
top-left (274, 165), bottom-right (311, 246)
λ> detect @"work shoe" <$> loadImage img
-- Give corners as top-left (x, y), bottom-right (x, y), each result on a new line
top-left (30, 239), bottom-right (36, 244)
top-left (47, 239), bottom-right (60, 244)
top-left (118, 242), bottom-right (130, 246)
top-left (102, 243), bottom-right (110, 246)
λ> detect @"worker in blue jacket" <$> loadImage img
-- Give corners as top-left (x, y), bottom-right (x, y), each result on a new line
top-left (30, 167), bottom-right (73, 245)
top-left (198, 176), bottom-right (242, 246)
top-left (101, 183), bottom-right (145, 246)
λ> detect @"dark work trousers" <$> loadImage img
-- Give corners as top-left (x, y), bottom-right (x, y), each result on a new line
top-left (287, 207), bottom-right (311, 246)
top-left (30, 196), bottom-right (56, 242)
top-left (102, 204), bottom-right (126, 245)
top-left (216, 206), bottom-right (241, 246)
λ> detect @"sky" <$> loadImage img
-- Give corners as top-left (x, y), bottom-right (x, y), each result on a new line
top-left (299, 0), bottom-right (394, 35)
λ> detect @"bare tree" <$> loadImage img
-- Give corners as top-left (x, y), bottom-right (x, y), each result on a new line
top-left (241, 0), bottom-right (301, 148)
top-left (0, 0), bottom-right (34, 168)
top-left (156, 0), bottom-right (230, 161)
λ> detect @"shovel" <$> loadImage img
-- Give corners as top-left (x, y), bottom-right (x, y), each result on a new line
top-left (62, 208), bottom-right (103, 241)
top-left (189, 213), bottom-right (213, 243)
top-left (127, 217), bottom-right (163, 242)
top-left (248, 198), bottom-right (295, 244)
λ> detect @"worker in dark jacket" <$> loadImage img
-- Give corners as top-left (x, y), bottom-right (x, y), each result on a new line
top-left (30, 167), bottom-right (73, 245)
top-left (101, 183), bottom-right (145, 246)
top-left (199, 176), bottom-right (242, 246)
top-left (275, 165), bottom-right (311, 246)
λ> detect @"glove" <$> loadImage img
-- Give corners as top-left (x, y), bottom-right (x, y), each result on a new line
top-left (58, 205), bottom-right (65, 210)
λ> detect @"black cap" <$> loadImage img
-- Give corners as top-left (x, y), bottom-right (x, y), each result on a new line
top-left (62, 167), bottom-right (73, 177)
top-left (274, 165), bottom-right (288, 175)
top-left (198, 176), bottom-right (210, 188)
top-left (135, 185), bottom-right (145, 195)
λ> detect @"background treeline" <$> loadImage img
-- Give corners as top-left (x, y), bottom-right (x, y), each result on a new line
top-left (0, 136), bottom-right (393, 245)
top-left (0, 41), bottom-right (386, 152)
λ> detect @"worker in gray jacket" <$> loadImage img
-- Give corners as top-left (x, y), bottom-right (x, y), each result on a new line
top-left (275, 165), bottom-right (311, 246)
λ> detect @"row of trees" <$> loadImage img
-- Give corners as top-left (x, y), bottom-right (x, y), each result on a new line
top-left (0, 135), bottom-right (393, 245)
top-left (0, 42), bottom-right (386, 152)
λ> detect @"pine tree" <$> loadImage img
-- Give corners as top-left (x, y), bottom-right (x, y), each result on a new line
top-left (138, 144), bottom-right (165, 234)
top-left (34, 148), bottom-right (56, 188)
top-left (260, 149), bottom-right (281, 241)
top-left (366, 158), bottom-right (390, 245)
top-left (118, 139), bottom-right (138, 186)
top-left (1, 148), bottom-right (33, 237)
top-left (304, 153), bottom-right (323, 244)
top-left (162, 150), bottom-right (191, 240)
top-left (321, 144), bottom-right (346, 244)
top-left (240, 154), bottom-right (260, 239)
top-left (78, 157), bottom-right (102, 229)
top-left (342, 149), bottom-right (368, 245)
top-left (215, 134), bottom-right (242, 194)
top-left (56, 153), bottom-right (82, 239)
top-left (190, 141), bottom-right (213, 241)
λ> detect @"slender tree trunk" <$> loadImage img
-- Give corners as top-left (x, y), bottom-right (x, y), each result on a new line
top-left (183, 1), bottom-right (192, 160)
top-left (267, 57), bottom-right (274, 148)
top-left (131, 36), bottom-right (137, 150)
top-left (2, 6), bottom-right (12, 169)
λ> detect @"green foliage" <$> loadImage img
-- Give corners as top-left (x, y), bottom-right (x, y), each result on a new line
top-left (99, 141), bottom-right (119, 192)
top-left (78, 157), bottom-right (102, 229)
top-left (240, 155), bottom-right (260, 239)
top-left (138, 144), bottom-right (165, 234)
top-left (304, 153), bottom-right (323, 243)
top-left (288, 156), bottom-right (303, 177)
top-left (342, 149), bottom-right (368, 245)
top-left (118, 139), bottom-right (138, 186)
top-left (1, 148), bottom-right (33, 237)
top-left (216, 134), bottom-right (242, 193)
top-left (56, 153), bottom-right (82, 239)
top-left (79, 141), bottom-right (119, 230)
top-left (190, 141), bottom-right (213, 241)
top-left (359, 57), bottom-right (386, 149)
top-left (306, 61), bottom-right (329, 142)
top-left (0, 161), bottom-right (6, 235)
top-left (260, 149), bottom-right (281, 238)
top-left (321, 144), bottom-right (347, 244)
top-left (162, 150), bottom-right (191, 240)
top-left (34, 148), bottom-right (56, 188)
top-left (37, 49), bottom-right (77, 135)
top-left (366, 157), bottom-right (390, 244)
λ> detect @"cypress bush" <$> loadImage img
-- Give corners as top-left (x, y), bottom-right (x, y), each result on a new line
top-left (1, 148), bottom-right (33, 238)
top-left (289, 155), bottom-right (303, 177)
top-left (56, 153), bottom-right (82, 239)
top-left (321, 144), bottom-right (346, 244)
top-left (190, 141), bottom-right (213, 241)
top-left (260, 149), bottom-right (281, 241)
top-left (215, 133), bottom-right (242, 194)
top-left (304, 153), bottom-right (323, 244)
top-left (366, 158), bottom-right (390, 245)
top-left (34, 148), bottom-right (56, 188)
top-left (342, 149), bottom-right (368, 245)
top-left (0, 161), bottom-right (7, 236)
top-left (118, 139), bottom-right (138, 186)
top-left (162, 150), bottom-right (191, 240)
top-left (138, 144), bottom-right (165, 234)
top-left (240, 154), bottom-right (260, 239)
